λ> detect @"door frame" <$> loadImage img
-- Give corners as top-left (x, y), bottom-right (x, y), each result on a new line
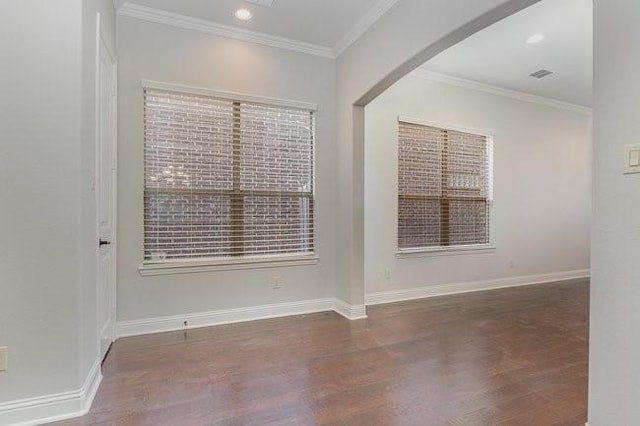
top-left (95, 12), bottom-right (118, 361)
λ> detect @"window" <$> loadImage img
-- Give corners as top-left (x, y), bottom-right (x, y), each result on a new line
top-left (397, 119), bottom-right (493, 252)
top-left (143, 85), bottom-right (315, 264)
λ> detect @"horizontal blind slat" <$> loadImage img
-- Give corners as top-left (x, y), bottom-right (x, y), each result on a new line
top-left (398, 121), bottom-right (492, 249)
top-left (144, 88), bottom-right (315, 260)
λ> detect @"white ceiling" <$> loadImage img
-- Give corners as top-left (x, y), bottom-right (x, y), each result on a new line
top-left (422, 0), bottom-right (593, 107)
top-left (120, 0), bottom-right (592, 106)
top-left (121, 0), bottom-right (385, 49)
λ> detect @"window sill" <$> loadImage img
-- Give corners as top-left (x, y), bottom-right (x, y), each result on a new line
top-left (396, 244), bottom-right (496, 258)
top-left (138, 254), bottom-right (320, 276)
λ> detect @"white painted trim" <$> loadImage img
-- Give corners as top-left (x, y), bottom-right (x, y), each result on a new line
top-left (0, 359), bottom-right (102, 426)
top-left (142, 79), bottom-right (318, 111)
top-left (333, 299), bottom-right (368, 320)
top-left (139, 254), bottom-right (320, 276)
top-left (397, 244), bottom-right (496, 258)
top-left (95, 9), bottom-right (119, 369)
top-left (365, 269), bottom-right (590, 306)
top-left (334, 0), bottom-right (401, 57)
top-left (118, 3), bottom-right (335, 58)
top-left (398, 115), bottom-right (496, 138)
top-left (411, 69), bottom-right (593, 116)
top-left (117, 299), bottom-right (332, 337)
top-left (117, 298), bottom-right (367, 338)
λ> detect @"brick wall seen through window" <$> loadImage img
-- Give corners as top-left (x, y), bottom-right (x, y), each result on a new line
top-left (143, 88), bottom-right (315, 261)
top-left (398, 121), bottom-right (492, 250)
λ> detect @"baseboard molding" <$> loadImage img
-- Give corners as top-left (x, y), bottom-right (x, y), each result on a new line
top-left (117, 297), bottom-right (367, 338)
top-left (333, 299), bottom-right (368, 320)
top-left (114, 270), bottom-right (587, 338)
top-left (0, 358), bottom-right (102, 426)
top-left (365, 269), bottom-right (590, 306)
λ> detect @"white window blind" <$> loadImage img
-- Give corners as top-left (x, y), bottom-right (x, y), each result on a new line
top-left (143, 88), bottom-right (315, 261)
top-left (398, 120), bottom-right (493, 250)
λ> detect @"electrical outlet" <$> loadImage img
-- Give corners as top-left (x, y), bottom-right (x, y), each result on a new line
top-left (0, 347), bottom-right (7, 372)
top-left (270, 276), bottom-right (282, 290)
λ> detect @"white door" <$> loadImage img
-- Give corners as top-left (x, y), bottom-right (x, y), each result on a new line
top-left (96, 15), bottom-right (117, 361)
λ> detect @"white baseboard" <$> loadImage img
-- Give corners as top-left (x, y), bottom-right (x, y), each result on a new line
top-left (0, 358), bottom-right (102, 426)
top-left (333, 299), bottom-right (368, 320)
top-left (115, 270), bottom-right (587, 338)
top-left (365, 269), bottom-right (590, 306)
top-left (117, 297), bottom-right (367, 338)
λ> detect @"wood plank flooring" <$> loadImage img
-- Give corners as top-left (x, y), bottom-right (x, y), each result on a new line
top-left (55, 280), bottom-right (589, 426)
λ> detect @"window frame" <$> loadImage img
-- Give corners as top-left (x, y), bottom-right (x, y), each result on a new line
top-left (138, 80), bottom-right (319, 275)
top-left (395, 116), bottom-right (496, 258)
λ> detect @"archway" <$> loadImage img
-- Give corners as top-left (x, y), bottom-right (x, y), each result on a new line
top-left (333, 0), bottom-right (542, 309)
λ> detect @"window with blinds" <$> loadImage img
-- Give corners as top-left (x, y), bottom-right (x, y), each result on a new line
top-left (143, 87), bottom-right (315, 262)
top-left (398, 120), bottom-right (493, 250)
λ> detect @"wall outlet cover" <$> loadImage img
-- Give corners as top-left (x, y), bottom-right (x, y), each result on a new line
top-left (270, 276), bottom-right (282, 289)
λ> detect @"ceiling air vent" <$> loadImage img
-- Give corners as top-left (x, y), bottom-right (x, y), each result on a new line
top-left (246, 0), bottom-right (277, 7)
top-left (529, 69), bottom-right (554, 79)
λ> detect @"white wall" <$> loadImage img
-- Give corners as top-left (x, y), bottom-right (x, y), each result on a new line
top-left (364, 75), bottom-right (591, 295)
top-left (0, 0), bottom-right (82, 404)
top-left (2, 0), bottom-right (605, 424)
top-left (0, 0), bottom-right (114, 421)
top-left (116, 17), bottom-right (337, 322)
top-left (334, 0), bottom-right (541, 306)
top-left (589, 1), bottom-right (640, 423)
top-left (115, 0), bottom-right (547, 324)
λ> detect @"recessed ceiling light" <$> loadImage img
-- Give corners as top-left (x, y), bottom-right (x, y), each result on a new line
top-left (526, 34), bottom-right (545, 44)
top-left (235, 8), bottom-right (252, 21)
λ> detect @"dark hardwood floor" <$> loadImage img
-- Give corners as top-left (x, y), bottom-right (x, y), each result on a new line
top-left (55, 280), bottom-right (589, 426)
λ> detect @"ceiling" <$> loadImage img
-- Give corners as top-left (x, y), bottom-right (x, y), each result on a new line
top-left (121, 0), bottom-right (385, 49)
top-left (120, 0), bottom-right (592, 106)
top-left (422, 0), bottom-right (593, 107)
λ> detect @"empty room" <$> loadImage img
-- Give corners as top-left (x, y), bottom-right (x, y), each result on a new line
top-left (1, 0), bottom-right (639, 425)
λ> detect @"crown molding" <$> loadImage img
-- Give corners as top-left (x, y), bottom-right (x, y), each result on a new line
top-left (117, 2), bottom-right (336, 58)
top-left (118, 0), bottom-right (402, 59)
top-left (334, 0), bottom-right (400, 57)
top-left (411, 68), bottom-right (593, 115)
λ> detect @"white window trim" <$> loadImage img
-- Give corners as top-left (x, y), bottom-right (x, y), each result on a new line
top-left (397, 116), bottom-right (495, 138)
top-left (396, 244), bottom-right (496, 259)
top-left (396, 116), bottom-right (496, 256)
top-left (139, 253), bottom-right (320, 276)
top-left (141, 80), bottom-right (319, 273)
top-left (142, 79), bottom-right (318, 111)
